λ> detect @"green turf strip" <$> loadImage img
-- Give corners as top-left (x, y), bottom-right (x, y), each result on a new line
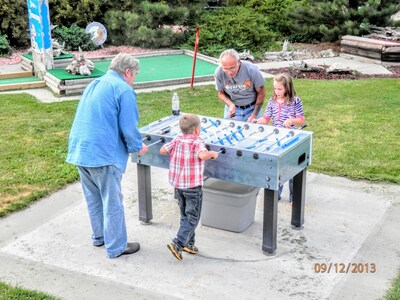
top-left (0, 76), bottom-right (42, 85)
top-left (46, 54), bottom-right (217, 82)
top-left (22, 53), bottom-right (74, 60)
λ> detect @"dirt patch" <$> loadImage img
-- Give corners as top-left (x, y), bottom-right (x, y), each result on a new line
top-left (289, 42), bottom-right (341, 53)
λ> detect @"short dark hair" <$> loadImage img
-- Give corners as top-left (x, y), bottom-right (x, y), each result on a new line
top-left (179, 114), bottom-right (200, 134)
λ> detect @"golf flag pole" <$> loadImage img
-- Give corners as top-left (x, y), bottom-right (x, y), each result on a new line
top-left (190, 27), bottom-right (201, 90)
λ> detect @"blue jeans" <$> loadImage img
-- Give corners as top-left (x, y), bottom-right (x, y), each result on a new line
top-left (278, 178), bottom-right (293, 201)
top-left (224, 105), bottom-right (261, 122)
top-left (173, 186), bottom-right (203, 249)
top-left (78, 165), bottom-right (127, 258)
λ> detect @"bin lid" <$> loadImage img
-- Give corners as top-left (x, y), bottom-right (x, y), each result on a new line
top-left (204, 178), bottom-right (257, 194)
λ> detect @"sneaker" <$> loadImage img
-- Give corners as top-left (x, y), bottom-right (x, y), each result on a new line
top-left (116, 242), bottom-right (140, 257)
top-left (183, 243), bottom-right (198, 254)
top-left (167, 243), bottom-right (182, 261)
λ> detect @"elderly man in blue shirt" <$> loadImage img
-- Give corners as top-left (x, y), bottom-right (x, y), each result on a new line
top-left (67, 53), bottom-right (148, 258)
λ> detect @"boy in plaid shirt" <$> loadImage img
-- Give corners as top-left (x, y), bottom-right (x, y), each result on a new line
top-left (160, 114), bottom-right (218, 261)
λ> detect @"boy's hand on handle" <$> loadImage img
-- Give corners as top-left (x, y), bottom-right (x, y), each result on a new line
top-left (210, 151), bottom-right (219, 160)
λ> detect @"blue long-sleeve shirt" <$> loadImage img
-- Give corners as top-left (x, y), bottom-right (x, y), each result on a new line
top-left (66, 70), bottom-right (142, 172)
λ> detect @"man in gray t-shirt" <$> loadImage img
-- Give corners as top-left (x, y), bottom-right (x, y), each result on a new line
top-left (215, 49), bottom-right (266, 122)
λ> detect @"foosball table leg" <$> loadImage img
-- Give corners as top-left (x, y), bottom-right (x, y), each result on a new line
top-left (291, 169), bottom-right (306, 229)
top-left (137, 164), bottom-right (153, 224)
top-left (262, 188), bottom-right (278, 255)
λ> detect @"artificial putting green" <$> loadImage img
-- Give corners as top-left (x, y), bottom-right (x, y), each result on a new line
top-left (0, 76), bottom-right (42, 85)
top-left (22, 53), bottom-right (74, 60)
top-left (46, 54), bottom-right (217, 82)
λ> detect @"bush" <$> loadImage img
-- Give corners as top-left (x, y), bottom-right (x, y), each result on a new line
top-left (0, 0), bottom-right (29, 48)
top-left (0, 35), bottom-right (11, 56)
top-left (184, 6), bottom-right (279, 58)
top-left (49, 0), bottom-right (104, 28)
top-left (52, 24), bottom-right (97, 51)
top-left (288, 0), bottom-right (400, 42)
top-left (104, 1), bottom-right (189, 48)
top-left (244, 0), bottom-right (307, 38)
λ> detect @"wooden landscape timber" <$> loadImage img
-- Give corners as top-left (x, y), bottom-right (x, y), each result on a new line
top-left (0, 71), bottom-right (33, 79)
top-left (0, 81), bottom-right (46, 91)
top-left (0, 70), bottom-right (46, 91)
top-left (21, 55), bottom-right (74, 72)
top-left (341, 35), bottom-right (400, 62)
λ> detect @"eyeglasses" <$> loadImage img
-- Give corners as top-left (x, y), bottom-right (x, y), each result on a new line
top-left (222, 65), bottom-right (237, 72)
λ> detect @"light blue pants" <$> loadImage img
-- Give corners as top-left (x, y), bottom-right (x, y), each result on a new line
top-left (78, 165), bottom-right (127, 258)
top-left (278, 178), bottom-right (293, 201)
top-left (224, 105), bottom-right (261, 122)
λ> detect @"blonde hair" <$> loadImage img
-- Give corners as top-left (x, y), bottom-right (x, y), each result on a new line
top-left (179, 114), bottom-right (200, 134)
top-left (109, 53), bottom-right (140, 76)
top-left (273, 73), bottom-right (296, 105)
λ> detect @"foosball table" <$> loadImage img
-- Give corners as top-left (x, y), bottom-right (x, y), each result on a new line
top-left (131, 113), bottom-right (313, 254)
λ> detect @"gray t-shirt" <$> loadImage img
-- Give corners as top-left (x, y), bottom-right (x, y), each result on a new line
top-left (214, 60), bottom-right (265, 106)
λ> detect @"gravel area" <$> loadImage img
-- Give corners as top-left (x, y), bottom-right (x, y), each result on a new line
top-left (261, 41), bottom-right (400, 79)
top-left (264, 65), bottom-right (400, 80)
top-left (0, 45), bottom-right (167, 66)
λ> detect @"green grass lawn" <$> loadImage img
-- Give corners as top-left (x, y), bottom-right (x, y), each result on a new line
top-left (0, 281), bottom-right (61, 299)
top-left (0, 77), bottom-right (399, 298)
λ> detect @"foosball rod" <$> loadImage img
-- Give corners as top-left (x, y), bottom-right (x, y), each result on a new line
top-left (146, 137), bottom-right (165, 147)
top-left (265, 131), bottom-right (295, 151)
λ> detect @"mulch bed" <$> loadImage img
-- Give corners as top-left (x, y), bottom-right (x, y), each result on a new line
top-left (262, 65), bottom-right (400, 80)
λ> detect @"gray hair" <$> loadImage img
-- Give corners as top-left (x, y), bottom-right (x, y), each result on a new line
top-left (219, 49), bottom-right (239, 62)
top-left (109, 53), bottom-right (140, 76)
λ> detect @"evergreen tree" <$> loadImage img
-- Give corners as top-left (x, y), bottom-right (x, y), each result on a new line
top-left (288, 0), bottom-right (400, 42)
top-left (104, 0), bottom-right (206, 48)
top-left (0, 0), bottom-right (29, 48)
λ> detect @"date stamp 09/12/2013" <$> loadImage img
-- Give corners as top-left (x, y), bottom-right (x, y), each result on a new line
top-left (313, 262), bottom-right (377, 274)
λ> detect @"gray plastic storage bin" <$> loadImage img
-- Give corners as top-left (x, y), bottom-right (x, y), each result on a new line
top-left (201, 178), bottom-right (260, 233)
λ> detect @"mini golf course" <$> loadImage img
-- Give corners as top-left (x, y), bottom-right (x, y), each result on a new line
top-left (0, 50), bottom-right (218, 95)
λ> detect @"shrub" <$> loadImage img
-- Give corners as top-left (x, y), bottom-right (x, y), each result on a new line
top-left (52, 24), bottom-right (97, 51)
top-left (0, 0), bottom-right (29, 48)
top-left (184, 6), bottom-right (279, 58)
top-left (244, 0), bottom-right (307, 38)
top-left (288, 0), bottom-right (400, 42)
top-left (48, 0), bottom-right (104, 28)
top-left (0, 35), bottom-right (11, 56)
top-left (104, 1), bottom-right (189, 48)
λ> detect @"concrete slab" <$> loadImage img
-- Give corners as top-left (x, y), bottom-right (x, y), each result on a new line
top-left (0, 54), bottom-right (399, 299)
top-left (257, 55), bottom-right (393, 75)
top-left (1, 162), bottom-right (399, 300)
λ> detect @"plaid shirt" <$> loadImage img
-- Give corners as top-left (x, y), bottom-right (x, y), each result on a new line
top-left (163, 134), bottom-right (207, 189)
